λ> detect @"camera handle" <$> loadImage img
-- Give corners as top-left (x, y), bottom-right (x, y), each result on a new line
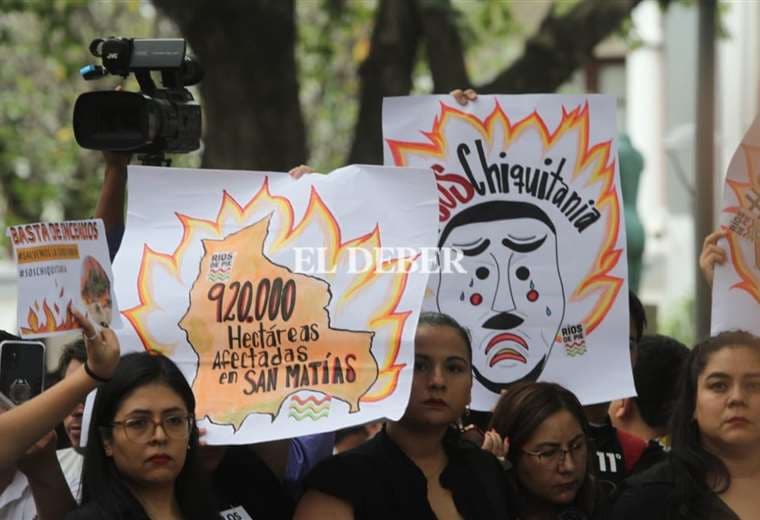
top-left (137, 153), bottom-right (171, 167)
top-left (135, 70), bottom-right (157, 96)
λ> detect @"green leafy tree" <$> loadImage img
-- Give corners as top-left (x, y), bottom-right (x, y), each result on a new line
top-left (0, 1), bottom-right (164, 245)
top-left (0, 0), bottom-right (660, 247)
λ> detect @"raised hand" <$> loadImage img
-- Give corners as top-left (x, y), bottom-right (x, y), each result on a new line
top-left (449, 88), bottom-right (477, 106)
top-left (72, 307), bottom-right (120, 382)
top-left (481, 429), bottom-right (509, 460)
top-left (699, 228), bottom-right (728, 287)
top-left (288, 164), bottom-right (317, 179)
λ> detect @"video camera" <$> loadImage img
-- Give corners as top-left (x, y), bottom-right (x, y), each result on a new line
top-left (73, 38), bottom-right (203, 165)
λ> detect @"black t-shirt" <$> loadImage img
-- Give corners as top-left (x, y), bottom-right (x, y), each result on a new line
top-left (588, 421), bottom-right (664, 487)
top-left (304, 428), bottom-right (510, 519)
top-left (629, 439), bottom-right (667, 476)
top-left (212, 446), bottom-right (294, 520)
top-left (589, 422), bottom-right (628, 485)
top-left (611, 457), bottom-right (740, 520)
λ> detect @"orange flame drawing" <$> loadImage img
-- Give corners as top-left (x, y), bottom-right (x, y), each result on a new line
top-left (20, 299), bottom-right (78, 335)
top-left (123, 179), bottom-right (415, 402)
top-left (724, 143), bottom-right (760, 303)
top-left (386, 101), bottom-right (623, 334)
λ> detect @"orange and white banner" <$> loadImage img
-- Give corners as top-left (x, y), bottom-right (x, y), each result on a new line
top-left (113, 165), bottom-right (438, 443)
top-left (383, 95), bottom-right (633, 409)
top-left (712, 116), bottom-right (760, 336)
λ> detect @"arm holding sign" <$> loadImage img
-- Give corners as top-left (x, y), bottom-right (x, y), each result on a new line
top-left (699, 228), bottom-right (728, 287)
top-left (95, 151), bottom-right (130, 260)
top-left (0, 310), bottom-right (119, 472)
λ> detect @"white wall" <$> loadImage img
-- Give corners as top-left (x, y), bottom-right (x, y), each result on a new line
top-left (0, 261), bottom-right (18, 334)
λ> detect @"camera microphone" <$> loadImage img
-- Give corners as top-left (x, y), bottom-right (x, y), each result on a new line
top-left (80, 64), bottom-right (108, 81)
top-left (89, 38), bottom-right (105, 57)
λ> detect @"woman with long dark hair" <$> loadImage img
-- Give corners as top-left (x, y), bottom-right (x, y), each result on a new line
top-left (293, 312), bottom-right (510, 519)
top-left (611, 330), bottom-right (760, 519)
top-left (66, 352), bottom-right (216, 519)
top-left (490, 381), bottom-right (608, 519)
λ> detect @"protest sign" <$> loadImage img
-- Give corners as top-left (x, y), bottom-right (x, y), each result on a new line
top-left (8, 219), bottom-right (119, 339)
top-left (383, 95), bottom-right (633, 409)
top-left (712, 115), bottom-right (760, 335)
top-left (113, 164), bottom-right (438, 443)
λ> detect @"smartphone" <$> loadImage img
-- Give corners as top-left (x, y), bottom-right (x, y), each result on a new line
top-left (0, 340), bottom-right (45, 404)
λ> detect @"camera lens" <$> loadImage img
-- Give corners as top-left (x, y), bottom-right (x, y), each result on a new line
top-left (9, 379), bottom-right (31, 404)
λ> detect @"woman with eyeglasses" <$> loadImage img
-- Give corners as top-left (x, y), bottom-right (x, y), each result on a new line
top-left (490, 381), bottom-right (609, 520)
top-left (66, 352), bottom-right (216, 519)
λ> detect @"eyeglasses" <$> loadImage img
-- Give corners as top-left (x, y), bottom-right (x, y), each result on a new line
top-left (110, 414), bottom-right (193, 443)
top-left (522, 436), bottom-right (587, 466)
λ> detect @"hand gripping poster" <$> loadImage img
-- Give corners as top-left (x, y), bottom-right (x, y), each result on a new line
top-left (8, 219), bottom-right (120, 339)
top-left (383, 95), bottom-right (634, 410)
top-left (712, 116), bottom-right (760, 335)
top-left (113, 165), bottom-right (437, 443)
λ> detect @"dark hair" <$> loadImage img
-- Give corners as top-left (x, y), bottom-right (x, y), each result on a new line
top-left (438, 200), bottom-right (556, 247)
top-left (628, 290), bottom-right (646, 343)
top-left (490, 382), bottom-right (598, 515)
top-left (81, 352), bottom-right (215, 519)
top-left (670, 330), bottom-right (760, 495)
top-left (58, 339), bottom-right (87, 379)
top-left (417, 311), bottom-right (472, 362)
top-left (633, 334), bottom-right (689, 431)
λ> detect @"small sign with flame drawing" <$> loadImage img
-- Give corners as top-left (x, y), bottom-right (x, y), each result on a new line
top-left (712, 115), bottom-right (760, 336)
top-left (7, 219), bottom-right (120, 338)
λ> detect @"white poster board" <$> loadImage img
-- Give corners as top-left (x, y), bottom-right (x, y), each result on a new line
top-left (383, 95), bottom-right (633, 409)
top-left (113, 164), bottom-right (438, 443)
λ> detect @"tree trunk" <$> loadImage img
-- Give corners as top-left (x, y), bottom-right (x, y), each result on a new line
top-left (346, 0), bottom-right (421, 165)
top-left (152, 0), bottom-right (306, 171)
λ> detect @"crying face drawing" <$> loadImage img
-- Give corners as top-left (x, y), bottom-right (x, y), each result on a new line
top-left (436, 200), bottom-right (566, 395)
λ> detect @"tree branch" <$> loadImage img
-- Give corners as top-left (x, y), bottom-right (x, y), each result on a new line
top-left (347, 0), bottom-right (421, 165)
top-left (417, 0), bottom-right (470, 92)
top-left (479, 0), bottom-right (644, 94)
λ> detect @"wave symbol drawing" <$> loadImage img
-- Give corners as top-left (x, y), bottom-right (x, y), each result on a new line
top-left (288, 394), bottom-right (332, 421)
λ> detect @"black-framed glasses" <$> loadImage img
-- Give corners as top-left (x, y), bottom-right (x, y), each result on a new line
top-left (522, 436), bottom-right (587, 465)
top-left (110, 414), bottom-right (193, 443)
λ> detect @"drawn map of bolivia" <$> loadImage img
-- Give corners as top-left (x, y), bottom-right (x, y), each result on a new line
top-left (180, 218), bottom-right (377, 429)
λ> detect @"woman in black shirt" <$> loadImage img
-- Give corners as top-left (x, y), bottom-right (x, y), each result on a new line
top-left (66, 352), bottom-right (216, 519)
top-left (294, 312), bottom-right (510, 519)
top-left (611, 331), bottom-right (760, 519)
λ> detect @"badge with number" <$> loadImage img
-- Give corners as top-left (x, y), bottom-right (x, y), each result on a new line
top-left (219, 506), bottom-right (253, 520)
